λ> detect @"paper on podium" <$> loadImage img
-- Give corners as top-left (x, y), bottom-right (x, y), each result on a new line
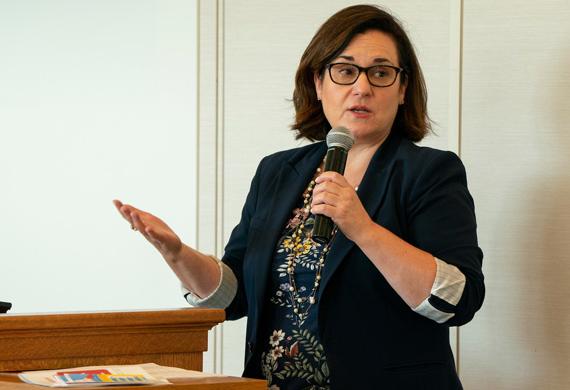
top-left (18, 363), bottom-right (222, 387)
top-left (141, 363), bottom-right (223, 379)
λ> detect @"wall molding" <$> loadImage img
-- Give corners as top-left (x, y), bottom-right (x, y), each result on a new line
top-left (196, 0), bottom-right (225, 374)
top-left (448, 0), bottom-right (464, 375)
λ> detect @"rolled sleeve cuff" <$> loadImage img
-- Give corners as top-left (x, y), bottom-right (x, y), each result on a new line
top-left (413, 257), bottom-right (466, 324)
top-left (181, 257), bottom-right (238, 309)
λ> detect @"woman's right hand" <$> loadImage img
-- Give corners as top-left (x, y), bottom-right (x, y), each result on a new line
top-left (113, 199), bottom-right (222, 298)
top-left (113, 199), bottom-right (182, 261)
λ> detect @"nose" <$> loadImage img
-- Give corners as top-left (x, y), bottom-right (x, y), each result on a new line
top-left (352, 71), bottom-right (372, 96)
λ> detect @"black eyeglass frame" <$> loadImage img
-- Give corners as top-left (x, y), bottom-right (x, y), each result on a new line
top-left (326, 62), bottom-right (406, 88)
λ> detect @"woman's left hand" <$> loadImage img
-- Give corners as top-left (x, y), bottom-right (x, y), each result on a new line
top-left (311, 171), bottom-right (373, 241)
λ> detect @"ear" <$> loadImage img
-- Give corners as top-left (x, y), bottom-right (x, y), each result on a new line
top-left (314, 72), bottom-right (323, 101)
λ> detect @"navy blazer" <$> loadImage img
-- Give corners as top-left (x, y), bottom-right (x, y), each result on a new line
top-left (223, 132), bottom-right (484, 389)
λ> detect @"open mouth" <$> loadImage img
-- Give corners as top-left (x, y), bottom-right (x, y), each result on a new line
top-left (349, 106), bottom-right (371, 113)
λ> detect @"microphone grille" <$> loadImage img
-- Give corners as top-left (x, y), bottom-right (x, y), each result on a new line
top-left (326, 127), bottom-right (354, 150)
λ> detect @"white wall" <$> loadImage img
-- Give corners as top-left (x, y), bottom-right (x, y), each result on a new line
top-left (0, 0), bottom-right (197, 313)
top-left (460, 1), bottom-right (570, 388)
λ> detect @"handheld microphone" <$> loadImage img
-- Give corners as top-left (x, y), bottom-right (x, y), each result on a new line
top-left (312, 126), bottom-right (354, 243)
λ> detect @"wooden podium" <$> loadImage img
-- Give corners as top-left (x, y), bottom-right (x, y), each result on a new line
top-left (0, 309), bottom-right (266, 389)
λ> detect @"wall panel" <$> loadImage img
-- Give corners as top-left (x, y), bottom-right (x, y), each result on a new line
top-left (461, 1), bottom-right (570, 388)
top-left (0, 0), bottom-right (197, 314)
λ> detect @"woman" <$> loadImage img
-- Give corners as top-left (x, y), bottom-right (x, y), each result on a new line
top-left (114, 5), bottom-right (484, 389)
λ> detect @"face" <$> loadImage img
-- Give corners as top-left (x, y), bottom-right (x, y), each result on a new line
top-left (314, 30), bottom-right (406, 145)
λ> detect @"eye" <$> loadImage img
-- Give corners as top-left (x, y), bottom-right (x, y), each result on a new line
top-left (337, 65), bottom-right (356, 76)
top-left (371, 66), bottom-right (391, 78)
top-left (329, 63), bottom-right (362, 85)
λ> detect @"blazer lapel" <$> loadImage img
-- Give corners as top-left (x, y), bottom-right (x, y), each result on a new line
top-left (251, 143), bottom-right (327, 321)
top-left (318, 132), bottom-right (402, 298)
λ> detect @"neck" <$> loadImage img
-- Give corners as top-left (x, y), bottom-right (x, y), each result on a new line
top-left (344, 131), bottom-right (389, 187)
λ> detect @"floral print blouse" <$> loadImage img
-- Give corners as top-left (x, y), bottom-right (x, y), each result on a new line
top-left (260, 206), bottom-right (332, 390)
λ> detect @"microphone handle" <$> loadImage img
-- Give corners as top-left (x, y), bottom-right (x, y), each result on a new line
top-left (312, 146), bottom-right (348, 243)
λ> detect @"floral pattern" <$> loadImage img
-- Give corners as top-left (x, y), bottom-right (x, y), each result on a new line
top-left (261, 328), bottom-right (330, 390)
top-left (261, 208), bottom-right (331, 389)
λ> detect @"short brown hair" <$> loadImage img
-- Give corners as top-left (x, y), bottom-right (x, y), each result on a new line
top-left (292, 5), bottom-right (431, 142)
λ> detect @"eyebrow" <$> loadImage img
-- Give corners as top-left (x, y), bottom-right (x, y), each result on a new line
top-left (336, 55), bottom-right (393, 64)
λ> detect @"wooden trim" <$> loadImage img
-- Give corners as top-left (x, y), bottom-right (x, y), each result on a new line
top-left (0, 309), bottom-right (224, 372)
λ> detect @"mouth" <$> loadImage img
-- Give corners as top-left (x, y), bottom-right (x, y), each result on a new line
top-left (348, 105), bottom-right (371, 113)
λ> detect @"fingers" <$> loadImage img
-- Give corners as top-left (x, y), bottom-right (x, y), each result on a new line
top-left (113, 200), bottom-right (181, 258)
top-left (312, 180), bottom-right (342, 198)
top-left (311, 188), bottom-right (339, 208)
top-left (311, 174), bottom-right (371, 241)
top-left (312, 171), bottom-right (352, 207)
top-left (114, 201), bottom-right (135, 229)
top-left (113, 199), bottom-right (143, 231)
top-left (113, 199), bottom-right (128, 220)
top-left (313, 171), bottom-right (352, 198)
top-left (310, 202), bottom-right (335, 219)
top-left (314, 171), bottom-right (349, 186)
top-left (311, 183), bottom-right (344, 220)
top-left (311, 174), bottom-right (358, 221)
top-left (130, 210), bottom-right (168, 252)
top-left (130, 211), bottom-right (155, 240)
top-left (130, 211), bottom-right (146, 235)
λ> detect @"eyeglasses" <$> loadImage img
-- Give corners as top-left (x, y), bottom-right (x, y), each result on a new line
top-left (326, 63), bottom-right (405, 88)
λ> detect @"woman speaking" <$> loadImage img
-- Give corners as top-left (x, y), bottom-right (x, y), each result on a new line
top-left (115, 5), bottom-right (484, 389)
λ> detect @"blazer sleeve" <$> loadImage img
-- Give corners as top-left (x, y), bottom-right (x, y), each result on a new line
top-left (406, 151), bottom-right (485, 326)
top-left (222, 157), bottom-right (265, 321)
